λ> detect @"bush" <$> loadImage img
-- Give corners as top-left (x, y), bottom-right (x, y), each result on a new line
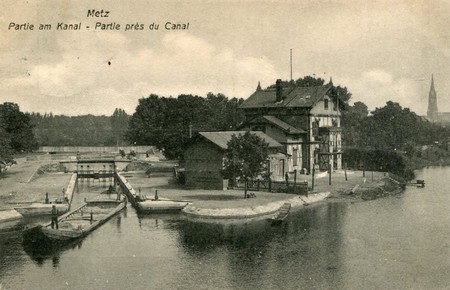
top-left (343, 148), bottom-right (412, 180)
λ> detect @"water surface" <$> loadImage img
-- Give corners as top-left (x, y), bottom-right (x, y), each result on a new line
top-left (1, 167), bottom-right (449, 289)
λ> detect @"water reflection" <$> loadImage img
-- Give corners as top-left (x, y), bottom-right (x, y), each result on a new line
top-left (0, 232), bottom-right (27, 278)
top-left (175, 217), bottom-right (279, 252)
top-left (2, 167), bottom-right (449, 289)
top-left (22, 236), bottom-right (84, 265)
top-left (167, 202), bottom-right (348, 289)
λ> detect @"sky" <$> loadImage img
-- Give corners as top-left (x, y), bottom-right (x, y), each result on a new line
top-left (1, 0), bottom-right (450, 116)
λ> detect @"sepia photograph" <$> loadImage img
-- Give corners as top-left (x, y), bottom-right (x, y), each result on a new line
top-left (1, 0), bottom-right (450, 289)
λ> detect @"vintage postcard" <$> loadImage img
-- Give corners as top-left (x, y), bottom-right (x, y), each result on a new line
top-left (1, 1), bottom-right (449, 289)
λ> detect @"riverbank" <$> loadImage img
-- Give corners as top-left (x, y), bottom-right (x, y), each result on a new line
top-left (182, 191), bottom-right (331, 219)
top-left (123, 168), bottom-right (401, 219)
top-left (0, 157), bottom-right (405, 223)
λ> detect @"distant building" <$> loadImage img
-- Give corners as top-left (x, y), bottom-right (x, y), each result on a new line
top-left (184, 131), bottom-right (282, 190)
top-left (239, 78), bottom-right (343, 174)
top-left (427, 74), bottom-right (450, 126)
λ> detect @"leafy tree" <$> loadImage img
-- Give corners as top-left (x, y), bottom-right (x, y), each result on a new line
top-left (341, 101), bottom-right (368, 147)
top-left (0, 102), bottom-right (38, 152)
top-left (342, 100), bottom-right (450, 179)
top-left (126, 93), bottom-right (245, 160)
top-left (0, 127), bottom-right (13, 163)
top-left (29, 113), bottom-right (116, 146)
top-left (222, 132), bottom-right (270, 198)
top-left (357, 101), bottom-right (431, 151)
top-left (111, 108), bottom-right (129, 146)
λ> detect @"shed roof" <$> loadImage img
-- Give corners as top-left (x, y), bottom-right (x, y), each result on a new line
top-left (198, 131), bottom-right (281, 150)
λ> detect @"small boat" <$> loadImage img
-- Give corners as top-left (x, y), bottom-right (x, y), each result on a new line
top-left (405, 179), bottom-right (425, 188)
top-left (135, 197), bottom-right (189, 213)
top-left (23, 199), bottom-right (126, 243)
top-left (14, 202), bottom-right (69, 217)
top-left (270, 203), bottom-right (291, 225)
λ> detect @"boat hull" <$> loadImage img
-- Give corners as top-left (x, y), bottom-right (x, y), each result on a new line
top-left (270, 203), bottom-right (291, 225)
top-left (14, 203), bottom-right (69, 217)
top-left (23, 201), bottom-right (126, 243)
top-left (136, 200), bottom-right (188, 213)
top-left (40, 227), bottom-right (82, 241)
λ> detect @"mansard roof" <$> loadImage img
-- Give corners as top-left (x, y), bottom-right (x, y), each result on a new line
top-left (240, 84), bottom-right (333, 109)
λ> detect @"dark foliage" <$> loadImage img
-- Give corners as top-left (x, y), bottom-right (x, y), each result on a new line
top-left (0, 102), bottom-right (38, 155)
top-left (343, 148), bottom-right (414, 180)
top-left (126, 93), bottom-right (245, 160)
top-left (29, 109), bottom-right (130, 146)
top-left (342, 101), bottom-right (450, 179)
top-left (222, 132), bottom-right (270, 181)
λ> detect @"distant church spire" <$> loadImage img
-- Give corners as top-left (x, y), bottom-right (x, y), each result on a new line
top-left (427, 74), bottom-right (438, 120)
top-left (256, 81), bottom-right (262, 91)
top-left (328, 77), bottom-right (333, 86)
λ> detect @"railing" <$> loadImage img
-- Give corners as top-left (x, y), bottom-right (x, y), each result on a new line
top-left (234, 178), bottom-right (308, 194)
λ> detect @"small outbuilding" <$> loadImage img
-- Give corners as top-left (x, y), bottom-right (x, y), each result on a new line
top-left (184, 131), bottom-right (283, 190)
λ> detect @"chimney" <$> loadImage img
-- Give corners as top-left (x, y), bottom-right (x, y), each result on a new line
top-left (276, 79), bottom-right (282, 102)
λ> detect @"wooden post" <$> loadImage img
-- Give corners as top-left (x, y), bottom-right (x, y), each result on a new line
top-left (293, 169), bottom-right (297, 193)
top-left (244, 179), bottom-right (248, 198)
top-left (269, 178), bottom-right (272, 192)
top-left (344, 163), bottom-right (348, 181)
top-left (311, 164), bottom-right (315, 191)
top-left (328, 164), bottom-right (332, 185)
top-left (371, 171), bottom-right (374, 182)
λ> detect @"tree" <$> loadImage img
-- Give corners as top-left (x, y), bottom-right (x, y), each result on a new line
top-left (341, 101), bottom-right (368, 147)
top-left (222, 132), bottom-right (270, 198)
top-left (0, 102), bottom-right (38, 153)
top-left (126, 93), bottom-right (245, 160)
top-left (0, 126), bottom-right (13, 163)
top-left (111, 108), bottom-right (129, 146)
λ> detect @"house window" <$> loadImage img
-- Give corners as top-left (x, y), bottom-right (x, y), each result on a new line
top-left (324, 99), bottom-right (329, 110)
top-left (312, 120), bottom-right (319, 138)
top-left (293, 148), bottom-right (298, 166)
top-left (333, 101), bottom-right (337, 111)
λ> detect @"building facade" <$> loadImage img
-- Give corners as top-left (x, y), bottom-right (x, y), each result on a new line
top-left (184, 131), bottom-right (282, 190)
top-left (239, 79), bottom-right (343, 175)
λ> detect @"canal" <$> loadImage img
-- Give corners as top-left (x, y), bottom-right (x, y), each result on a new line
top-left (0, 166), bottom-right (449, 289)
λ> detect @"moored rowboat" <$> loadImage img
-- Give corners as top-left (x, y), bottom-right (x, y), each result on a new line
top-left (270, 203), bottom-right (291, 225)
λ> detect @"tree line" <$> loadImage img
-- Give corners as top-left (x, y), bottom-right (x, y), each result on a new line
top-left (126, 93), bottom-right (245, 159)
top-left (3, 75), bottom-right (450, 180)
top-left (342, 100), bottom-right (450, 179)
top-left (28, 108), bottom-right (130, 147)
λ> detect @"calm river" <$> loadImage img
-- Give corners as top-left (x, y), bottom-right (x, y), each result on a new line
top-left (1, 166), bottom-right (449, 289)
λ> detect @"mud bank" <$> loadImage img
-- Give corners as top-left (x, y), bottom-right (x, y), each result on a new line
top-left (329, 176), bottom-right (405, 201)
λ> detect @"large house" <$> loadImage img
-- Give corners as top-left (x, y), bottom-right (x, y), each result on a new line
top-left (239, 79), bottom-right (343, 175)
top-left (184, 131), bottom-right (282, 190)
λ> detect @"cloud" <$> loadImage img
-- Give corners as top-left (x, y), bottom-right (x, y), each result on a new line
top-left (2, 32), bottom-right (277, 115)
top-left (343, 69), bottom-right (428, 115)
